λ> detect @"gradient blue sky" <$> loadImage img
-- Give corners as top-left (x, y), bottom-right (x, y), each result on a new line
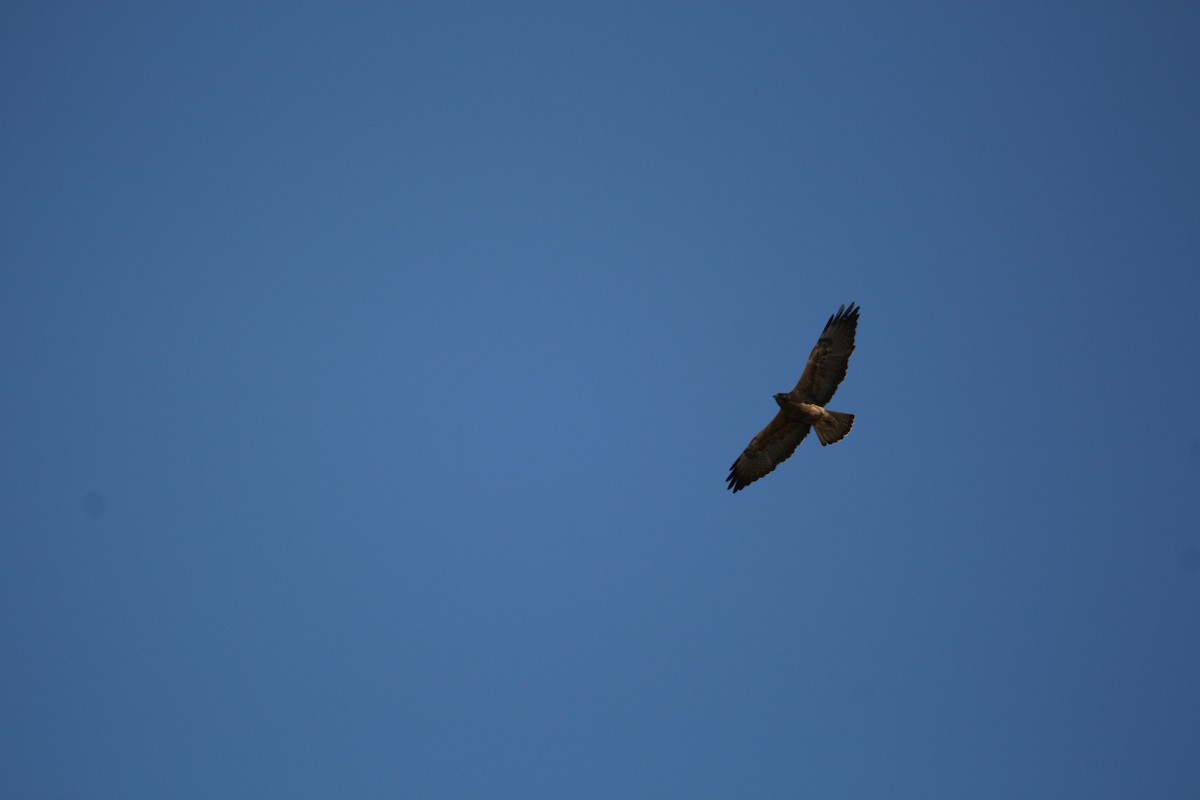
top-left (3, 2), bottom-right (1199, 797)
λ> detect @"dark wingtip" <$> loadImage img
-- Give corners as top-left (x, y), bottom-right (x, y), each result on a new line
top-left (726, 464), bottom-right (744, 493)
top-left (826, 302), bottom-right (859, 329)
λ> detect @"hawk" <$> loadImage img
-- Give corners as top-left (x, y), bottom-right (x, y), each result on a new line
top-left (727, 303), bottom-right (859, 492)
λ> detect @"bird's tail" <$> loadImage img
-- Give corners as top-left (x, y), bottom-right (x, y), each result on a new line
top-left (814, 409), bottom-right (855, 446)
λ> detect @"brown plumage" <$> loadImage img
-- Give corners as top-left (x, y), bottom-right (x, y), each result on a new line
top-left (726, 303), bottom-right (859, 493)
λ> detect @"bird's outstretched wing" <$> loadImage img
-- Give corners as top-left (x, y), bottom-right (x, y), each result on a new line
top-left (726, 412), bottom-right (811, 493)
top-left (790, 303), bottom-right (859, 405)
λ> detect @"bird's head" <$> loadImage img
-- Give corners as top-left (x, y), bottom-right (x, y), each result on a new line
top-left (773, 393), bottom-right (789, 407)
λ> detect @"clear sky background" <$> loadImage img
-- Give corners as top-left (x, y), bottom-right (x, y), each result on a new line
top-left (3, 2), bottom-right (1199, 797)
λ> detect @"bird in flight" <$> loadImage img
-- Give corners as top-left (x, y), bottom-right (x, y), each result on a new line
top-left (727, 303), bottom-right (859, 492)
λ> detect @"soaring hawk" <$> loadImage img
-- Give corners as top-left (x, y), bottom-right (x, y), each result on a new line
top-left (727, 303), bottom-right (859, 492)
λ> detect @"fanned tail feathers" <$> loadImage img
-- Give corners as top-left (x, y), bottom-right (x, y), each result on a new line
top-left (814, 410), bottom-right (854, 446)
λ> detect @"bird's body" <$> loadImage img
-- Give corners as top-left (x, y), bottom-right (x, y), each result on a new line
top-left (726, 303), bottom-right (859, 492)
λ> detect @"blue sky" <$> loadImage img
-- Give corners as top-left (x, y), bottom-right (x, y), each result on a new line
top-left (3, 2), bottom-right (1199, 797)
